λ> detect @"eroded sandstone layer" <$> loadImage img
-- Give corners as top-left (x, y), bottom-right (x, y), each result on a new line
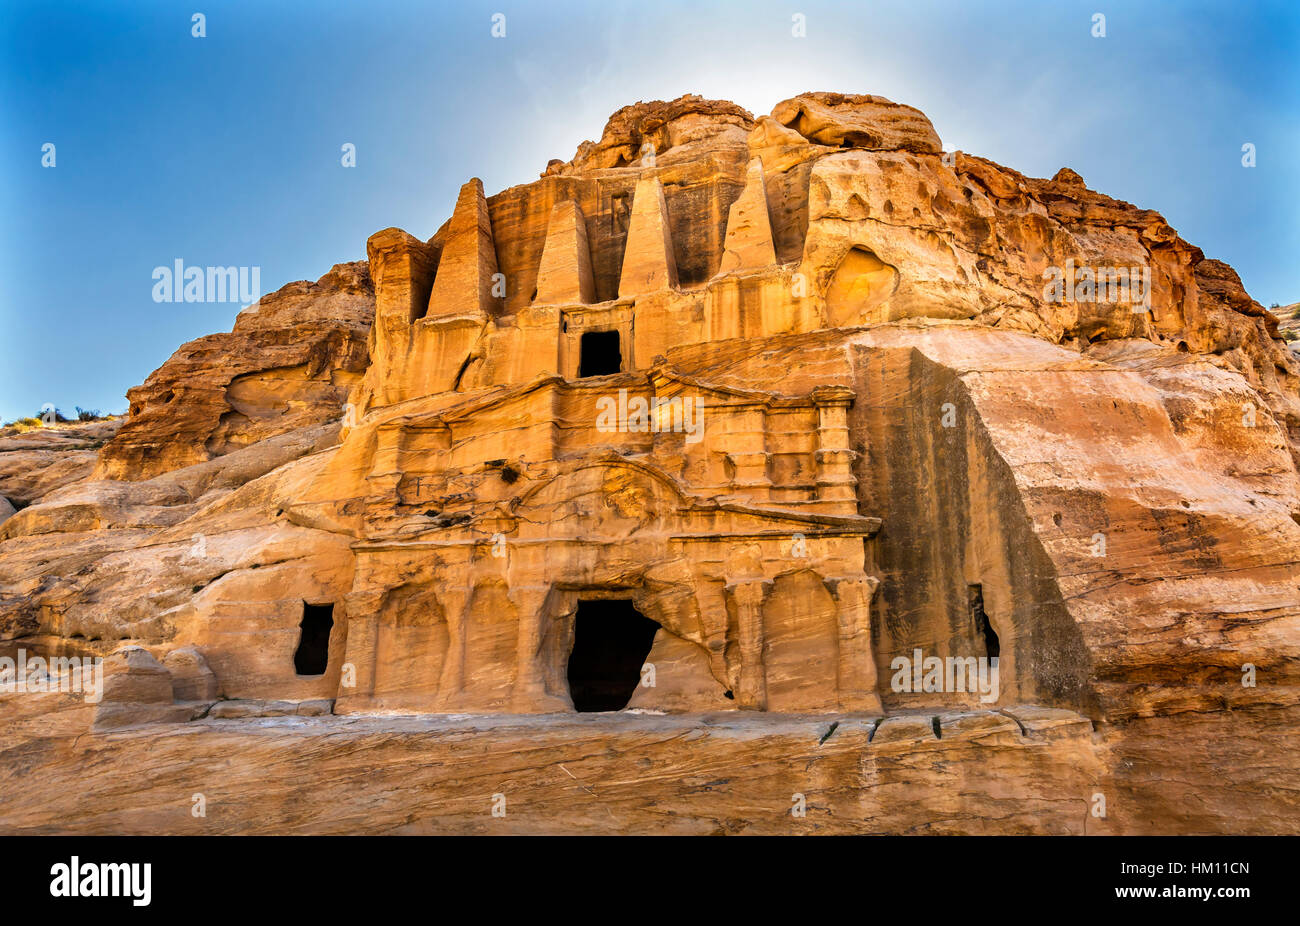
top-left (1, 92), bottom-right (1297, 834)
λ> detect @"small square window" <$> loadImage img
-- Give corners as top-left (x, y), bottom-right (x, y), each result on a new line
top-left (579, 330), bottom-right (622, 377)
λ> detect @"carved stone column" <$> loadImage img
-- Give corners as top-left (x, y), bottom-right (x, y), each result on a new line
top-left (726, 578), bottom-right (772, 710)
top-left (334, 588), bottom-right (383, 713)
top-left (509, 581), bottom-right (566, 712)
top-left (692, 580), bottom-right (732, 691)
top-left (823, 574), bottom-right (882, 712)
top-left (725, 404), bottom-right (771, 497)
top-left (811, 385), bottom-right (858, 506)
top-left (433, 584), bottom-right (474, 710)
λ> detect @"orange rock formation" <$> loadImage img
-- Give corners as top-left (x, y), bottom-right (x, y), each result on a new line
top-left (2, 93), bottom-right (1297, 834)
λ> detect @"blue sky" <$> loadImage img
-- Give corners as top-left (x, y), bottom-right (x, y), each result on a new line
top-left (1, 0), bottom-right (1296, 422)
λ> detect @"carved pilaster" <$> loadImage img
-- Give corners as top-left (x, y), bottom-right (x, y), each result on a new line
top-left (725, 404), bottom-right (771, 495)
top-left (509, 582), bottom-right (565, 711)
top-left (692, 581), bottom-right (732, 691)
top-left (726, 578), bottom-right (772, 710)
top-left (433, 584), bottom-right (474, 709)
top-left (334, 589), bottom-right (384, 711)
top-left (812, 385), bottom-right (858, 505)
top-left (823, 574), bottom-right (882, 712)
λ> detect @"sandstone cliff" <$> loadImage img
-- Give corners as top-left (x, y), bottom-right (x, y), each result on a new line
top-left (93, 261), bottom-right (373, 481)
top-left (1, 92), bottom-right (1296, 835)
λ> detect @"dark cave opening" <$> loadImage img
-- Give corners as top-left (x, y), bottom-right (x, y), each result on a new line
top-left (294, 602), bottom-right (335, 676)
top-left (578, 329), bottom-right (622, 377)
top-left (969, 584), bottom-right (999, 659)
top-left (567, 599), bottom-right (659, 712)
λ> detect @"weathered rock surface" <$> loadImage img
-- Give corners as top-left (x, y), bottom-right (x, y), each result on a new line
top-left (772, 91), bottom-right (943, 153)
top-left (559, 94), bottom-right (755, 173)
top-left (1, 706), bottom-right (1293, 834)
top-left (1278, 301), bottom-right (1300, 350)
top-left (1, 92), bottom-right (1297, 835)
top-left (0, 419), bottom-right (121, 506)
top-left (162, 645), bottom-right (218, 702)
top-left (94, 262), bottom-right (373, 481)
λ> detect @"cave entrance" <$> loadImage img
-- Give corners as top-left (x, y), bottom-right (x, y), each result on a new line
top-left (566, 599), bottom-right (659, 711)
top-left (969, 585), bottom-right (999, 658)
top-left (294, 602), bottom-right (334, 676)
top-left (578, 329), bottom-right (622, 377)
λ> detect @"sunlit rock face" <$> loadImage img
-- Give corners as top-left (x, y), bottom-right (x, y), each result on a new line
top-left (2, 92), bottom-right (1297, 835)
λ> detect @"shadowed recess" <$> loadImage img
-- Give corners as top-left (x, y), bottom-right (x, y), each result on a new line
top-left (567, 599), bottom-right (659, 711)
top-left (578, 329), bottom-right (622, 377)
top-left (294, 602), bottom-right (334, 676)
top-left (969, 584), bottom-right (999, 659)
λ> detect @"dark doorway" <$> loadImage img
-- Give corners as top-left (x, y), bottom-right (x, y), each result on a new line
top-left (294, 602), bottom-right (334, 675)
top-left (579, 329), bottom-right (622, 377)
top-left (968, 585), bottom-right (999, 658)
top-left (567, 599), bottom-right (659, 711)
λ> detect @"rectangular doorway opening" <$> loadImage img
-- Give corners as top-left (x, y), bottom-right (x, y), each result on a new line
top-left (578, 329), bottom-right (622, 377)
top-left (294, 602), bottom-right (334, 676)
top-left (567, 599), bottom-right (658, 711)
